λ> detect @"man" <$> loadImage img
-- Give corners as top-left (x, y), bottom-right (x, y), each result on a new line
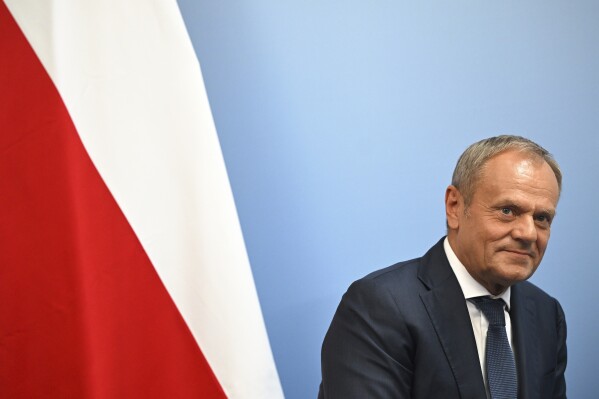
top-left (318, 135), bottom-right (567, 399)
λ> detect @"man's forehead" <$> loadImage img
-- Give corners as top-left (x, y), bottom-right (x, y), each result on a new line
top-left (478, 152), bottom-right (558, 188)
top-left (474, 176), bottom-right (560, 210)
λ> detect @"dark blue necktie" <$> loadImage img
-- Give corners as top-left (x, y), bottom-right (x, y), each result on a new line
top-left (470, 297), bottom-right (518, 399)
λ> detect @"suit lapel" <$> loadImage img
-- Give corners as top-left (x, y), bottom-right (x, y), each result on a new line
top-left (511, 284), bottom-right (539, 399)
top-left (418, 240), bottom-right (487, 399)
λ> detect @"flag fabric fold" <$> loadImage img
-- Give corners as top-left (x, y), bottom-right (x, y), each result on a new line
top-left (0, 1), bottom-right (283, 397)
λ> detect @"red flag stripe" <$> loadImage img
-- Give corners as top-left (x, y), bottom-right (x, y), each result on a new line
top-left (0, 3), bottom-right (226, 397)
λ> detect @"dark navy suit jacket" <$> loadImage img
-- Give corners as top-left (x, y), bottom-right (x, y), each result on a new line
top-left (318, 238), bottom-right (567, 398)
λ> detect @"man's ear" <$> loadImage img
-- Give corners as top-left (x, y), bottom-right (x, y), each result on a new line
top-left (445, 185), bottom-right (462, 230)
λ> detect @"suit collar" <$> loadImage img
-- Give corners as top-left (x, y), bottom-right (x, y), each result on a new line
top-left (417, 237), bottom-right (458, 290)
top-left (418, 238), bottom-right (488, 399)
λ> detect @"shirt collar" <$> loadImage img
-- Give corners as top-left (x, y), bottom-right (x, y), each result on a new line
top-left (443, 237), bottom-right (511, 310)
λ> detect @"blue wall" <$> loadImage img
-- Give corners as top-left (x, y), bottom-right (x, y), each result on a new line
top-left (178, 2), bottom-right (599, 398)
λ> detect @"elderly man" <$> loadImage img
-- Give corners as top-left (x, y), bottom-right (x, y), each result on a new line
top-left (318, 135), bottom-right (566, 399)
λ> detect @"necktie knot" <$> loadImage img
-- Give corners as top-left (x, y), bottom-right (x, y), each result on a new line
top-left (469, 296), bottom-right (506, 327)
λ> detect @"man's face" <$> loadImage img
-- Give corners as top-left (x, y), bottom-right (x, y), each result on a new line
top-left (446, 150), bottom-right (560, 295)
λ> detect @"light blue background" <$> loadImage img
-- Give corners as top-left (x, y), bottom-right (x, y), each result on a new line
top-left (178, 2), bottom-right (599, 398)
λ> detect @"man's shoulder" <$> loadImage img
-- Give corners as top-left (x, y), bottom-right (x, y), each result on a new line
top-left (347, 238), bottom-right (447, 294)
top-left (513, 280), bottom-right (565, 320)
top-left (364, 256), bottom-right (422, 281)
top-left (515, 279), bottom-right (559, 303)
top-left (345, 255), bottom-right (427, 302)
top-left (335, 255), bottom-right (429, 328)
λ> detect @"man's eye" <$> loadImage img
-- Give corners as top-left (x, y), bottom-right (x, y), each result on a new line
top-left (536, 214), bottom-right (552, 224)
top-left (500, 207), bottom-right (512, 215)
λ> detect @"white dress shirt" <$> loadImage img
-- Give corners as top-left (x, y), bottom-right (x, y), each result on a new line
top-left (443, 238), bottom-right (514, 397)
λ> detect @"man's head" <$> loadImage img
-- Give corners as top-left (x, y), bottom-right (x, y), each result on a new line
top-left (445, 135), bottom-right (561, 295)
top-left (451, 135), bottom-right (562, 206)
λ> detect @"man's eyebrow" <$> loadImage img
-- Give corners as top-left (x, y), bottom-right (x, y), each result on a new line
top-left (537, 208), bottom-right (557, 217)
top-left (492, 201), bottom-right (524, 210)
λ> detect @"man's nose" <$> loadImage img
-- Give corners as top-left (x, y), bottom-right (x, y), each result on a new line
top-left (511, 215), bottom-right (537, 243)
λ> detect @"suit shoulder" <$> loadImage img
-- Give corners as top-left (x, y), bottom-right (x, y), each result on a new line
top-left (515, 280), bottom-right (566, 318)
top-left (343, 239), bottom-right (446, 306)
top-left (361, 257), bottom-right (421, 284)
top-left (343, 257), bottom-right (423, 303)
top-left (516, 280), bottom-right (559, 303)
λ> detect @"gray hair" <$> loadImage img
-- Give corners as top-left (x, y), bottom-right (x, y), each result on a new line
top-left (451, 135), bottom-right (562, 206)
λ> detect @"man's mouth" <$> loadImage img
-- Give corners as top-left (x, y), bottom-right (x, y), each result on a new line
top-left (502, 249), bottom-right (534, 257)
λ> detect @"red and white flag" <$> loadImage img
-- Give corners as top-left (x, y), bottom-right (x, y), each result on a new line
top-left (0, 1), bottom-right (283, 397)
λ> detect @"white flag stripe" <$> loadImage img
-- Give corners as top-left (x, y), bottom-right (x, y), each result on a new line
top-left (5, 1), bottom-right (284, 397)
